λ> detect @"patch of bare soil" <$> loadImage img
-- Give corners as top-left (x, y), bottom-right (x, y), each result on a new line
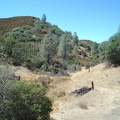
top-left (50, 63), bottom-right (120, 120)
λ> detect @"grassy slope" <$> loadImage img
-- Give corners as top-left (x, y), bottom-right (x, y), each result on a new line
top-left (0, 16), bottom-right (36, 39)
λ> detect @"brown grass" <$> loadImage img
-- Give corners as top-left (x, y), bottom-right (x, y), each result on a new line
top-left (50, 63), bottom-right (120, 120)
top-left (0, 16), bottom-right (36, 39)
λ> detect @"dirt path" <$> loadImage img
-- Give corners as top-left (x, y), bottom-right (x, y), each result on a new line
top-left (50, 64), bottom-right (120, 120)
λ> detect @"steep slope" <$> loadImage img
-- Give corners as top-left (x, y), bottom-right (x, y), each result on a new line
top-left (0, 16), bottom-right (97, 72)
top-left (0, 16), bottom-right (37, 39)
top-left (50, 64), bottom-right (120, 120)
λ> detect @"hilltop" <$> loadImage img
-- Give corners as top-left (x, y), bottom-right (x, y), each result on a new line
top-left (0, 16), bottom-right (36, 39)
top-left (0, 16), bottom-right (54, 40)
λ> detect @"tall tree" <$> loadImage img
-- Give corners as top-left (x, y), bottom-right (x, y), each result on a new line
top-left (40, 35), bottom-right (56, 64)
top-left (42, 14), bottom-right (47, 22)
top-left (98, 41), bottom-right (108, 62)
top-left (57, 33), bottom-right (72, 60)
top-left (57, 34), bottom-right (67, 59)
top-left (72, 32), bottom-right (78, 45)
top-left (73, 32), bottom-right (78, 38)
top-left (106, 32), bottom-right (120, 65)
top-left (91, 42), bottom-right (99, 56)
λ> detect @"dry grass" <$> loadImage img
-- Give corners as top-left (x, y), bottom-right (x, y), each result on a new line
top-left (13, 64), bottom-right (120, 120)
top-left (51, 63), bottom-right (120, 120)
top-left (0, 16), bottom-right (36, 38)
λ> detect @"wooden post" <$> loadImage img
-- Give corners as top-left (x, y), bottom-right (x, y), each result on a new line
top-left (91, 81), bottom-right (94, 89)
top-left (88, 67), bottom-right (90, 72)
top-left (18, 76), bottom-right (20, 81)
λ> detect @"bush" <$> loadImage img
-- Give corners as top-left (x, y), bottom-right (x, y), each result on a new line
top-left (106, 33), bottom-right (120, 65)
top-left (11, 42), bottom-right (36, 66)
top-left (0, 65), bottom-right (19, 119)
top-left (3, 81), bottom-right (52, 120)
top-left (41, 29), bottom-right (47, 34)
top-left (85, 62), bottom-right (90, 69)
top-left (68, 59), bottom-right (80, 65)
top-left (26, 55), bottom-right (45, 70)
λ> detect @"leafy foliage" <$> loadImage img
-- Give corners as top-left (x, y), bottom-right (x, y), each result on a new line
top-left (40, 34), bottom-right (56, 64)
top-left (11, 42), bottom-right (36, 65)
top-left (0, 65), bottom-right (18, 119)
top-left (57, 33), bottom-right (73, 60)
top-left (0, 65), bottom-right (52, 120)
top-left (72, 45), bottom-right (79, 57)
top-left (72, 32), bottom-right (78, 45)
top-left (90, 42), bottom-right (99, 56)
top-left (2, 24), bottom-right (46, 69)
top-left (3, 81), bottom-right (52, 120)
top-left (0, 16), bottom-right (93, 72)
top-left (42, 14), bottom-right (47, 22)
top-left (106, 33), bottom-right (120, 65)
top-left (98, 41), bottom-right (108, 62)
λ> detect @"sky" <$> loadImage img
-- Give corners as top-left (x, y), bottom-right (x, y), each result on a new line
top-left (0, 0), bottom-right (120, 43)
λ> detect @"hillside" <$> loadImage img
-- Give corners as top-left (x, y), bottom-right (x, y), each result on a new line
top-left (0, 16), bottom-right (96, 73)
top-left (0, 16), bottom-right (120, 120)
top-left (0, 16), bottom-right (37, 39)
top-left (50, 64), bottom-right (120, 120)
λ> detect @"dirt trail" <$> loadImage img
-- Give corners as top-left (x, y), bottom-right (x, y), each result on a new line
top-left (50, 64), bottom-right (120, 120)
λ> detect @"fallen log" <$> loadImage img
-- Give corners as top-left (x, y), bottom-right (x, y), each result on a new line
top-left (70, 86), bottom-right (92, 96)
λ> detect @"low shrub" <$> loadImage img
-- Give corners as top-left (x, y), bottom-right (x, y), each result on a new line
top-left (2, 81), bottom-right (52, 120)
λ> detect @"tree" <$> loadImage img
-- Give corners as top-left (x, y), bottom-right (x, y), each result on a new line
top-left (57, 33), bottom-right (73, 60)
top-left (72, 45), bottom-right (78, 57)
top-left (42, 14), bottom-right (47, 22)
top-left (57, 34), bottom-right (67, 59)
top-left (106, 32), bottom-right (120, 65)
top-left (40, 35), bottom-right (56, 64)
top-left (73, 32), bottom-right (78, 38)
top-left (91, 42), bottom-right (99, 56)
top-left (11, 42), bottom-right (36, 66)
top-left (0, 65), bottom-right (52, 120)
top-left (72, 32), bottom-right (78, 45)
top-left (3, 26), bottom-right (44, 68)
top-left (49, 25), bottom-right (63, 36)
top-left (3, 81), bottom-right (52, 120)
top-left (98, 41), bottom-right (108, 62)
top-left (0, 65), bottom-right (18, 119)
top-left (33, 19), bottom-right (43, 32)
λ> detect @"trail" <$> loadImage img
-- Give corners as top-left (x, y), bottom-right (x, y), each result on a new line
top-left (50, 64), bottom-right (120, 120)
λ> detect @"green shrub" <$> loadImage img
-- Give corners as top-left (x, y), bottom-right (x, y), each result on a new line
top-left (41, 29), bottom-right (47, 34)
top-left (3, 81), bottom-right (52, 120)
top-left (12, 42), bottom-right (36, 66)
top-left (0, 65), bottom-right (19, 119)
top-left (106, 33), bottom-right (120, 65)
top-left (26, 55), bottom-right (45, 70)
top-left (85, 62), bottom-right (90, 69)
top-left (68, 59), bottom-right (80, 65)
